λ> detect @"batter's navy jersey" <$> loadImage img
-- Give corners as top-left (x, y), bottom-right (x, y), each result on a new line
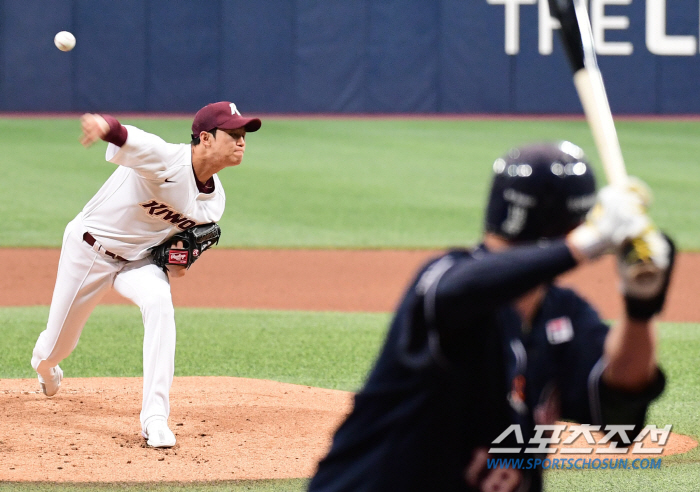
top-left (308, 241), bottom-right (664, 492)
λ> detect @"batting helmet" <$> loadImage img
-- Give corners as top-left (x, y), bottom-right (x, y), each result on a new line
top-left (484, 141), bottom-right (597, 242)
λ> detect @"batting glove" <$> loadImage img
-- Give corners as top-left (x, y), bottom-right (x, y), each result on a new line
top-left (618, 230), bottom-right (676, 321)
top-left (567, 178), bottom-right (652, 260)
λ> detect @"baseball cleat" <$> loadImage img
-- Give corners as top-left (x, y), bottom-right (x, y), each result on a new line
top-left (37, 365), bottom-right (63, 397)
top-left (143, 419), bottom-right (176, 448)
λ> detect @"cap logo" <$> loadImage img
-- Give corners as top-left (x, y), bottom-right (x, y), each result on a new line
top-left (230, 103), bottom-right (241, 116)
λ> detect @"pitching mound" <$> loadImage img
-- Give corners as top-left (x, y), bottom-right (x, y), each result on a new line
top-left (0, 377), bottom-right (352, 482)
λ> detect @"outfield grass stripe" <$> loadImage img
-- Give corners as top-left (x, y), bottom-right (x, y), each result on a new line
top-left (0, 305), bottom-right (389, 391)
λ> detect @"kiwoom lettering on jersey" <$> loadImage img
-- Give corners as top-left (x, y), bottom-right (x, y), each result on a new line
top-left (139, 200), bottom-right (197, 230)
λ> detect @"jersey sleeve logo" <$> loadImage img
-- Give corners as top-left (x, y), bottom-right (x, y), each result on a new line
top-left (546, 316), bottom-right (574, 345)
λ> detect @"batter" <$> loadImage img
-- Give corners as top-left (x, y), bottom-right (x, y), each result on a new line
top-left (31, 101), bottom-right (261, 448)
top-left (308, 143), bottom-right (674, 492)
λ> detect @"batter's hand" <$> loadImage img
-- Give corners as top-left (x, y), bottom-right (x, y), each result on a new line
top-left (165, 241), bottom-right (187, 278)
top-left (618, 231), bottom-right (675, 320)
top-left (79, 113), bottom-right (109, 148)
top-left (567, 178), bottom-right (652, 261)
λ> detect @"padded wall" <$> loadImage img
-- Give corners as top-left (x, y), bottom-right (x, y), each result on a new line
top-left (1, 0), bottom-right (699, 113)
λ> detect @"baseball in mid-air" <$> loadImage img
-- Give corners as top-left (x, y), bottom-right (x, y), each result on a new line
top-left (54, 31), bottom-right (76, 52)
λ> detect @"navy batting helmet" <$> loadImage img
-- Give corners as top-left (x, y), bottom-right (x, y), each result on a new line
top-left (484, 141), bottom-right (597, 242)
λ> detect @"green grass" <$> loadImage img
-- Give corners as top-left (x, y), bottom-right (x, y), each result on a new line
top-left (1, 307), bottom-right (699, 490)
top-left (0, 306), bottom-right (389, 391)
top-left (1, 117), bottom-right (699, 249)
top-left (544, 463), bottom-right (700, 491)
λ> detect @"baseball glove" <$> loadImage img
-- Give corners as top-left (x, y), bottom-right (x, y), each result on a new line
top-left (151, 223), bottom-right (221, 272)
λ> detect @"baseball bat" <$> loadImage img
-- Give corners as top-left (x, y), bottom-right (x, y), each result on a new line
top-left (547, 0), bottom-right (627, 187)
top-left (549, 0), bottom-right (673, 285)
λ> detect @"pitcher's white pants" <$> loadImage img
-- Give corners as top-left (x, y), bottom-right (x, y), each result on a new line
top-left (31, 217), bottom-right (176, 433)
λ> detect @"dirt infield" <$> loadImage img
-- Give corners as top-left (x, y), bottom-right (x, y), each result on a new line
top-left (1, 248), bottom-right (698, 482)
top-left (3, 249), bottom-right (700, 321)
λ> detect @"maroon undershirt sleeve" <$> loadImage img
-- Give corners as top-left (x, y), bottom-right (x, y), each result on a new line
top-left (100, 114), bottom-right (128, 147)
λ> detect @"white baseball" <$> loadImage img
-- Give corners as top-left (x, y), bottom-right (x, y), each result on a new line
top-left (54, 31), bottom-right (76, 52)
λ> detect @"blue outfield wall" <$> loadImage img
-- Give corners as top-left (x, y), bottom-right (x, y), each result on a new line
top-left (1, 0), bottom-right (699, 114)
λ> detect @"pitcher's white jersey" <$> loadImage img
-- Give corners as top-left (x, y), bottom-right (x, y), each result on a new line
top-left (33, 104), bottom-right (259, 448)
top-left (81, 125), bottom-right (225, 260)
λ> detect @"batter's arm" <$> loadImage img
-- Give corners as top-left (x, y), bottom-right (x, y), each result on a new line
top-left (432, 241), bottom-right (578, 312)
top-left (602, 232), bottom-right (675, 391)
top-left (602, 318), bottom-right (658, 391)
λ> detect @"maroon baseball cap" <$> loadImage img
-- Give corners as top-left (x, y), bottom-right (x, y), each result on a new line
top-left (191, 101), bottom-right (262, 137)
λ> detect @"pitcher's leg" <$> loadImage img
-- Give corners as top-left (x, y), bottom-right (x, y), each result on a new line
top-left (114, 259), bottom-right (175, 432)
top-left (32, 220), bottom-right (116, 377)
